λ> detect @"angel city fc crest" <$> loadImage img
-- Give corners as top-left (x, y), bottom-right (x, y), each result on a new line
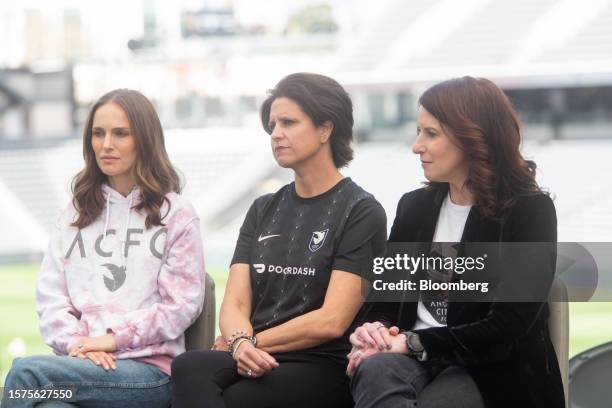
top-left (309, 229), bottom-right (329, 252)
top-left (102, 263), bottom-right (126, 292)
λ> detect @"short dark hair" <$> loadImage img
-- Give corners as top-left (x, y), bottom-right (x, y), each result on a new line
top-left (260, 72), bottom-right (354, 168)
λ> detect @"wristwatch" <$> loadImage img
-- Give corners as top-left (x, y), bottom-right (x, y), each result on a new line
top-left (402, 331), bottom-right (426, 360)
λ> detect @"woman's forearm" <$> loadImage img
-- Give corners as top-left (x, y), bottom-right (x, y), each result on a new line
top-left (256, 306), bottom-right (356, 353)
top-left (256, 271), bottom-right (364, 353)
top-left (220, 298), bottom-right (345, 353)
top-left (220, 300), bottom-right (254, 340)
top-left (220, 263), bottom-right (254, 340)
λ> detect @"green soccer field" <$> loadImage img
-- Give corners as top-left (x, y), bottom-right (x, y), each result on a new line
top-left (1, 263), bottom-right (612, 385)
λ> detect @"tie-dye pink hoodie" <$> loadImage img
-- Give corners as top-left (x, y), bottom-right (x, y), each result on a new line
top-left (36, 184), bottom-right (205, 375)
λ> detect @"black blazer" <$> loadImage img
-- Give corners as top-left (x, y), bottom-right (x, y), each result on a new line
top-left (367, 185), bottom-right (565, 408)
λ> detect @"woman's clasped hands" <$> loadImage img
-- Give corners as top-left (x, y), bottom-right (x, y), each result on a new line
top-left (346, 321), bottom-right (408, 377)
top-left (68, 333), bottom-right (117, 371)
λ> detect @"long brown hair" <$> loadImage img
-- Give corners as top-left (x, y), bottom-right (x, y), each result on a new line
top-left (71, 89), bottom-right (181, 229)
top-left (419, 76), bottom-right (542, 219)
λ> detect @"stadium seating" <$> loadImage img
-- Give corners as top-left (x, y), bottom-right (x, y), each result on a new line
top-left (337, 0), bottom-right (439, 73)
top-left (0, 128), bottom-right (274, 259)
top-left (535, 0), bottom-right (612, 63)
top-left (335, 0), bottom-right (612, 76)
top-left (396, 0), bottom-right (559, 69)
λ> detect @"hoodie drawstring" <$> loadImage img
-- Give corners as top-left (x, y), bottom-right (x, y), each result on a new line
top-left (101, 188), bottom-right (135, 263)
top-left (119, 194), bottom-right (134, 261)
top-left (102, 192), bottom-right (111, 243)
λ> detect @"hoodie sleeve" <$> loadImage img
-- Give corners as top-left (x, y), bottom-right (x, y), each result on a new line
top-left (36, 213), bottom-right (86, 355)
top-left (108, 213), bottom-right (205, 351)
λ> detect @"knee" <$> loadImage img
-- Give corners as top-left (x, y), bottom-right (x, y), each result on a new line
top-left (352, 353), bottom-right (425, 392)
top-left (418, 367), bottom-right (484, 408)
top-left (171, 351), bottom-right (197, 380)
top-left (351, 353), bottom-right (397, 391)
top-left (172, 350), bottom-right (218, 382)
top-left (353, 353), bottom-right (398, 381)
top-left (5, 356), bottom-right (46, 387)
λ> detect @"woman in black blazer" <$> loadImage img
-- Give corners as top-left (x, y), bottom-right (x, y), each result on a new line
top-left (347, 77), bottom-right (565, 408)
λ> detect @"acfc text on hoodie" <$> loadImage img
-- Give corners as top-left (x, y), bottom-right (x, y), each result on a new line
top-left (36, 184), bottom-right (206, 375)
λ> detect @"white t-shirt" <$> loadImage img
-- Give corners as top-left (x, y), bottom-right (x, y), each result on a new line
top-left (412, 192), bottom-right (472, 330)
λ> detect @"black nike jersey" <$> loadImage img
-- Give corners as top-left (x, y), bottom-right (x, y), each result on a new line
top-left (231, 177), bottom-right (387, 358)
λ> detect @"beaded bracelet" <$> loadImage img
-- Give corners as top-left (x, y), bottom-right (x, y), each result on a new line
top-left (226, 330), bottom-right (249, 349)
top-left (231, 337), bottom-right (251, 358)
top-left (228, 335), bottom-right (257, 356)
top-left (226, 330), bottom-right (257, 355)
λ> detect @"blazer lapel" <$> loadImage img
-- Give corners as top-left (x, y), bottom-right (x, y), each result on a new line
top-left (461, 207), bottom-right (501, 242)
top-left (417, 185), bottom-right (447, 242)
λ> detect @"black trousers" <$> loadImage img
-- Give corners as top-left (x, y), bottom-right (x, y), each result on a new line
top-left (171, 350), bottom-right (354, 408)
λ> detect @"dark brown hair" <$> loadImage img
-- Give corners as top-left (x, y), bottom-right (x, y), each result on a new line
top-left (260, 72), bottom-right (354, 168)
top-left (71, 89), bottom-right (181, 229)
top-left (419, 76), bottom-right (542, 219)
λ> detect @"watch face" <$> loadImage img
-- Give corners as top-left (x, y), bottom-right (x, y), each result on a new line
top-left (407, 333), bottom-right (416, 349)
top-left (407, 333), bottom-right (423, 352)
top-left (404, 332), bottom-right (415, 352)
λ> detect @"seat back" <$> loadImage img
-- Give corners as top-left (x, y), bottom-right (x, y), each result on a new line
top-left (185, 272), bottom-right (216, 351)
top-left (548, 278), bottom-right (569, 406)
top-left (569, 341), bottom-right (612, 407)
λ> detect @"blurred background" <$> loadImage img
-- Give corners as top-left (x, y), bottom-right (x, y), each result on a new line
top-left (1, 0), bottom-right (611, 385)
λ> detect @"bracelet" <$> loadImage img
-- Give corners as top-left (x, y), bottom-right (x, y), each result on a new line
top-left (231, 338), bottom-right (251, 359)
top-left (226, 330), bottom-right (257, 356)
top-left (226, 330), bottom-right (249, 349)
top-left (228, 335), bottom-right (257, 356)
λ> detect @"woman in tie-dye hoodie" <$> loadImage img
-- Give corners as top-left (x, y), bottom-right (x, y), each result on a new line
top-left (2, 89), bottom-right (205, 408)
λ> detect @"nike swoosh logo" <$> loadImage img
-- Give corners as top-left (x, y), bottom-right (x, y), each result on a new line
top-left (258, 234), bottom-right (281, 242)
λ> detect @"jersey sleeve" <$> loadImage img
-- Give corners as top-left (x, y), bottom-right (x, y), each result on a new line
top-left (231, 194), bottom-right (271, 266)
top-left (332, 198), bottom-right (387, 278)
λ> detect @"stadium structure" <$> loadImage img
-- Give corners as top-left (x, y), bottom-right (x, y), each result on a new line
top-left (1, 0), bottom-right (611, 266)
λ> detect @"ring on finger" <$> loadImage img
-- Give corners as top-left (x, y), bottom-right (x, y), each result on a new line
top-left (247, 369), bottom-right (253, 377)
top-left (375, 323), bottom-right (386, 330)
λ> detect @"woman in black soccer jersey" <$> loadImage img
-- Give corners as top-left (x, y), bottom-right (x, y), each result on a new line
top-left (347, 77), bottom-right (565, 408)
top-left (171, 73), bottom-right (387, 408)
